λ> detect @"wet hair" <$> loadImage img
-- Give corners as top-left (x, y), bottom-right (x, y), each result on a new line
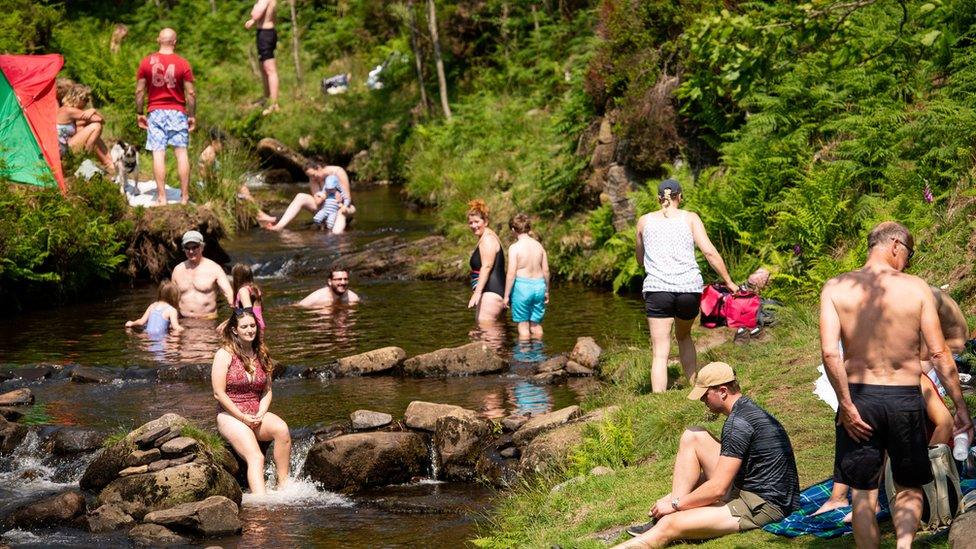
top-left (157, 279), bottom-right (180, 310)
top-left (467, 199), bottom-right (489, 222)
top-left (509, 213), bottom-right (531, 235)
top-left (62, 85), bottom-right (91, 109)
top-left (867, 221), bottom-right (913, 251)
top-left (222, 310), bottom-right (275, 376)
top-left (231, 263), bottom-right (261, 305)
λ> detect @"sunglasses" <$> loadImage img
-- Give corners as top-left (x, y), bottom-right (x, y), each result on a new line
top-left (233, 306), bottom-right (254, 317)
top-left (183, 244), bottom-right (201, 251)
top-left (893, 238), bottom-right (915, 261)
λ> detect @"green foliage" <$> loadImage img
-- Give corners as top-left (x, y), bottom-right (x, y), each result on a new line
top-left (567, 413), bottom-right (635, 476)
top-left (0, 0), bottom-right (61, 53)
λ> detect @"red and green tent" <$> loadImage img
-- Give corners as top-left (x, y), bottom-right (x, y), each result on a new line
top-left (0, 54), bottom-right (66, 192)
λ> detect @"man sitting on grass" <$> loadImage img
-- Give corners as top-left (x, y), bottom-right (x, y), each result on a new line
top-left (613, 362), bottom-right (800, 548)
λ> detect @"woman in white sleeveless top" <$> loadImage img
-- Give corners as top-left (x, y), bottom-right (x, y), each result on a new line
top-left (636, 179), bottom-right (738, 393)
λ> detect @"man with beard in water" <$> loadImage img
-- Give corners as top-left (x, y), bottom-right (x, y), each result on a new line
top-left (297, 270), bottom-right (360, 307)
top-left (172, 230), bottom-right (234, 318)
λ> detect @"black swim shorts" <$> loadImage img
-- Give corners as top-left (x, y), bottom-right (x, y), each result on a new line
top-left (643, 291), bottom-right (701, 320)
top-left (256, 28), bottom-right (277, 62)
top-left (833, 383), bottom-right (932, 490)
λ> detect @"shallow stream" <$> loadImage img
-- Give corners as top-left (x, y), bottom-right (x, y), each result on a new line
top-left (0, 185), bottom-right (646, 547)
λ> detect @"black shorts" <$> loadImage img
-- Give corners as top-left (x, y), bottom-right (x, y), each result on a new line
top-left (833, 383), bottom-right (932, 490)
top-left (643, 291), bottom-right (701, 320)
top-left (256, 29), bottom-right (278, 61)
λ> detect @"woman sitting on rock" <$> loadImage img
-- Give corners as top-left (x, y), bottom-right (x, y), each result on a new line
top-left (211, 307), bottom-right (291, 495)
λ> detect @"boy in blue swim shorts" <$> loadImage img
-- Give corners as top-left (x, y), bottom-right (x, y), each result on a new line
top-left (503, 213), bottom-right (550, 340)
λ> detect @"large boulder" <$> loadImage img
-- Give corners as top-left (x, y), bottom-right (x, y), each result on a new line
top-left (475, 439), bottom-right (521, 488)
top-left (0, 388), bottom-right (33, 406)
top-left (402, 342), bottom-right (506, 377)
top-left (403, 401), bottom-right (479, 432)
top-left (0, 416), bottom-right (28, 454)
top-left (48, 428), bottom-right (105, 455)
top-left (143, 495), bottom-right (242, 537)
top-left (350, 410), bottom-right (393, 430)
top-left (569, 337), bottom-right (603, 370)
top-left (5, 490), bottom-right (86, 529)
top-left (950, 509), bottom-right (976, 548)
top-left (303, 432), bottom-right (429, 492)
top-left (336, 347), bottom-right (406, 376)
top-left (97, 462), bottom-right (242, 519)
top-left (434, 414), bottom-right (494, 481)
top-left (87, 504), bottom-right (135, 533)
top-left (519, 406), bottom-right (621, 475)
top-left (81, 414), bottom-right (189, 492)
top-left (512, 406), bottom-right (583, 446)
top-left (128, 523), bottom-right (188, 546)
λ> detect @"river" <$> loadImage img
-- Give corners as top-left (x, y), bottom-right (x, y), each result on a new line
top-left (0, 185), bottom-right (646, 547)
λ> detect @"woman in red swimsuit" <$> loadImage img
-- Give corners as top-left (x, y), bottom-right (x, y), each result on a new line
top-left (211, 308), bottom-right (291, 495)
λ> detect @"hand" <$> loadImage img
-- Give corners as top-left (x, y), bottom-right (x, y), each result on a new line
top-left (727, 282), bottom-right (740, 294)
top-left (137, 114), bottom-right (148, 129)
top-left (187, 116), bottom-right (196, 132)
top-left (953, 408), bottom-right (974, 438)
top-left (468, 292), bottom-right (481, 309)
top-left (244, 18), bottom-right (255, 29)
top-left (544, 291), bottom-right (550, 305)
top-left (502, 297), bottom-right (510, 309)
top-left (649, 495), bottom-right (676, 519)
top-left (125, 320), bottom-right (134, 328)
top-left (243, 414), bottom-right (261, 428)
top-left (838, 401), bottom-right (873, 442)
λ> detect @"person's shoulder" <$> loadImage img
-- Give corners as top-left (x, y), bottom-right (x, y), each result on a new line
top-left (214, 347), bottom-right (231, 361)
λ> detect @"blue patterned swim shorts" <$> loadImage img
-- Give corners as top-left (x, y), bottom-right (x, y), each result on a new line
top-left (145, 109), bottom-right (189, 151)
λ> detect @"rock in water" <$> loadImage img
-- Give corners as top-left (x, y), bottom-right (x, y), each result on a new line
top-left (0, 407), bottom-right (23, 421)
top-left (0, 388), bottom-right (33, 406)
top-left (512, 406), bottom-right (583, 445)
top-left (336, 347), bottom-right (406, 375)
top-left (129, 523), bottom-right (188, 546)
top-left (48, 427), bottom-right (105, 455)
top-left (160, 436), bottom-right (198, 455)
top-left (125, 448), bottom-right (161, 467)
top-left (350, 410), bottom-right (393, 430)
top-left (157, 364), bottom-right (210, 382)
top-left (97, 462), bottom-right (242, 519)
top-left (303, 432), bottom-right (429, 492)
top-left (70, 366), bottom-right (115, 383)
top-left (569, 337), bottom-right (603, 369)
top-left (87, 504), bottom-right (135, 533)
top-left (434, 414), bottom-right (493, 481)
top-left (143, 496), bottom-right (242, 537)
top-left (566, 360), bottom-right (594, 376)
top-left (534, 355), bottom-right (568, 374)
top-left (0, 416), bottom-right (28, 454)
top-left (402, 342), bottom-right (506, 377)
top-left (6, 490), bottom-right (86, 528)
top-left (82, 415), bottom-right (188, 492)
top-left (403, 401), bottom-right (479, 432)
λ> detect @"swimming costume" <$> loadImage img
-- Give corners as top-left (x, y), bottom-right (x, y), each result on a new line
top-left (57, 123), bottom-right (76, 155)
top-left (256, 28), bottom-right (278, 62)
top-left (234, 285), bottom-right (265, 331)
top-left (470, 242), bottom-right (505, 296)
top-left (641, 211), bottom-right (704, 294)
top-left (833, 383), bottom-right (932, 490)
top-left (145, 109), bottom-right (189, 151)
top-left (511, 277), bottom-right (546, 323)
top-left (145, 304), bottom-right (171, 337)
top-left (312, 186), bottom-right (350, 229)
top-left (643, 291), bottom-right (701, 320)
top-left (222, 354), bottom-right (267, 416)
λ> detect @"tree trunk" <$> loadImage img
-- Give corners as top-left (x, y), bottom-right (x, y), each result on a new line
top-left (426, 0), bottom-right (452, 119)
top-left (289, 0), bottom-right (304, 87)
top-left (209, 0), bottom-right (216, 13)
top-left (407, 0), bottom-right (429, 111)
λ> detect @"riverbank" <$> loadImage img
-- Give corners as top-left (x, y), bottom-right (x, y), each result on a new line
top-left (474, 307), bottom-right (976, 547)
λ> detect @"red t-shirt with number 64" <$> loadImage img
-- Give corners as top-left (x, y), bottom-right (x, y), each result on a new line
top-left (136, 53), bottom-right (194, 113)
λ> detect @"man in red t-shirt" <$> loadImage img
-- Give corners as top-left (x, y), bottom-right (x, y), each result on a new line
top-left (135, 28), bottom-right (196, 205)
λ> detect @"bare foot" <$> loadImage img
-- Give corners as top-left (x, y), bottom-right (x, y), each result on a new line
top-left (256, 211), bottom-right (277, 224)
top-left (276, 477), bottom-right (292, 490)
top-left (180, 195), bottom-right (190, 205)
top-left (156, 197), bottom-right (167, 207)
top-left (261, 221), bottom-right (281, 231)
top-left (811, 498), bottom-right (848, 516)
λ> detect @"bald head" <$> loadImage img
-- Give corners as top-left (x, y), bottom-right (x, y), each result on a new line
top-left (158, 28), bottom-right (177, 46)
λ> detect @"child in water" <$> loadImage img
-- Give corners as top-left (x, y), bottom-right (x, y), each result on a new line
top-left (125, 280), bottom-right (183, 336)
top-left (232, 263), bottom-right (266, 331)
top-left (502, 213), bottom-right (550, 340)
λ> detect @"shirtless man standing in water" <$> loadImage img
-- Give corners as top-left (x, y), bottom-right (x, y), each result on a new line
top-left (245, 0), bottom-right (279, 115)
top-left (820, 221), bottom-right (972, 549)
top-left (172, 230), bottom-right (234, 318)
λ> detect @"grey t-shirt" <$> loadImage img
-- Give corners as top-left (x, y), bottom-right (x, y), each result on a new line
top-left (720, 397), bottom-right (800, 515)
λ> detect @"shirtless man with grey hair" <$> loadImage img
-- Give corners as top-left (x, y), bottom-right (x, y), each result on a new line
top-left (820, 220), bottom-right (972, 549)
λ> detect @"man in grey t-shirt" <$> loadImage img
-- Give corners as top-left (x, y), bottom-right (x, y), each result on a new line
top-left (613, 362), bottom-right (799, 548)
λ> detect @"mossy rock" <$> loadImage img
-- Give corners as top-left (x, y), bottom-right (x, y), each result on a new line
top-left (123, 206), bottom-right (229, 280)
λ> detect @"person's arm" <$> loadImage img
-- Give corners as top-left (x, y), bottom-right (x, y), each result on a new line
top-left (920, 280), bottom-right (973, 437)
top-left (135, 77), bottom-right (148, 129)
top-left (216, 269), bottom-right (234, 307)
top-left (542, 247), bottom-right (550, 304)
top-left (297, 288), bottom-right (329, 308)
top-left (125, 304), bottom-right (153, 328)
top-left (689, 212), bottom-right (739, 293)
top-left (635, 215), bottom-right (645, 268)
top-left (237, 287), bottom-right (253, 308)
top-left (245, 0), bottom-right (270, 28)
top-left (211, 349), bottom-right (257, 425)
top-left (468, 235), bottom-right (499, 309)
top-left (820, 281), bottom-right (872, 441)
top-left (255, 375), bottom-right (272, 420)
top-left (651, 456), bottom-right (741, 518)
top-left (502, 244), bottom-right (517, 309)
top-left (167, 307), bottom-right (184, 333)
top-left (335, 167), bottom-right (352, 207)
top-left (347, 289), bottom-right (361, 304)
top-left (184, 80), bottom-right (196, 132)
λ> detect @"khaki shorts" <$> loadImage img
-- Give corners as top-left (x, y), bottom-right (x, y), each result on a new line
top-left (726, 490), bottom-right (786, 531)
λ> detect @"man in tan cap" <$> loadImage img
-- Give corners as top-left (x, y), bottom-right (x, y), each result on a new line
top-left (614, 362), bottom-right (799, 548)
top-left (171, 230), bottom-right (233, 318)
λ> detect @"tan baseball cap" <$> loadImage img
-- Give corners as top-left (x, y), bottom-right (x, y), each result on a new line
top-left (687, 362), bottom-right (736, 400)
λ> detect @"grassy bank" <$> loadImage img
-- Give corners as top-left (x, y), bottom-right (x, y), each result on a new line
top-left (476, 308), bottom-right (967, 548)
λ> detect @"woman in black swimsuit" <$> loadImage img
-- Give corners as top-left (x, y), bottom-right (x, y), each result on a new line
top-left (467, 199), bottom-right (506, 323)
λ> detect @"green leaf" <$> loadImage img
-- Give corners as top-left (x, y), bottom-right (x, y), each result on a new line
top-left (920, 30), bottom-right (941, 47)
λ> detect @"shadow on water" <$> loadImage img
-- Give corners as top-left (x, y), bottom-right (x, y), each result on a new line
top-left (0, 186), bottom-right (646, 547)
